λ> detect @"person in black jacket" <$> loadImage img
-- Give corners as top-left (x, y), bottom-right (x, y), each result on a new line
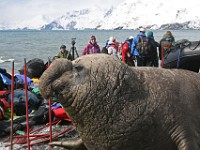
top-left (146, 31), bottom-right (160, 67)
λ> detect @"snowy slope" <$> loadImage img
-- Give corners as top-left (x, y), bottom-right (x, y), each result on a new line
top-left (98, 0), bottom-right (200, 29)
top-left (41, 7), bottom-right (106, 30)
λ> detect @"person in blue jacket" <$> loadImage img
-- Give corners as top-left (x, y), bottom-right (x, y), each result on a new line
top-left (131, 27), bottom-right (147, 66)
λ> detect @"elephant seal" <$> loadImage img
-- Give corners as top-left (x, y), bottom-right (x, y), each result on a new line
top-left (39, 54), bottom-right (200, 150)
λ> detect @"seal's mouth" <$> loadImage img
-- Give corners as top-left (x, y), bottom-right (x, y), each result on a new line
top-left (52, 71), bottom-right (76, 106)
top-left (39, 59), bottom-right (72, 99)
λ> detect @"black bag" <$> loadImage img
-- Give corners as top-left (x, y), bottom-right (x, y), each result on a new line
top-left (18, 58), bottom-right (45, 78)
top-left (7, 89), bottom-right (42, 116)
top-left (30, 106), bottom-right (52, 125)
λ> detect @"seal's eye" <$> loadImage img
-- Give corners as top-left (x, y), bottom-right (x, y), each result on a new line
top-left (74, 65), bottom-right (84, 72)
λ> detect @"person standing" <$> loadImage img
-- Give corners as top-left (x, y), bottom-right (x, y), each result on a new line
top-left (159, 31), bottom-right (175, 55)
top-left (107, 37), bottom-right (119, 59)
top-left (146, 31), bottom-right (160, 67)
top-left (82, 35), bottom-right (100, 55)
top-left (159, 31), bottom-right (175, 67)
top-left (131, 27), bottom-right (151, 66)
top-left (121, 36), bottom-right (135, 66)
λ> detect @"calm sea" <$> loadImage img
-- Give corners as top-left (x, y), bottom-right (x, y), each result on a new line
top-left (0, 30), bottom-right (200, 73)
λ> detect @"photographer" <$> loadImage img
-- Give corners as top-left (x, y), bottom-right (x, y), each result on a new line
top-left (82, 35), bottom-right (100, 55)
top-left (57, 45), bottom-right (72, 60)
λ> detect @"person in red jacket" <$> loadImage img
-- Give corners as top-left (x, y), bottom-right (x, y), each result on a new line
top-left (122, 36), bottom-right (135, 66)
top-left (82, 35), bottom-right (101, 55)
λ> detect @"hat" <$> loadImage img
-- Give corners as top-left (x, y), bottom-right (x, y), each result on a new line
top-left (60, 45), bottom-right (66, 49)
top-left (147, 31), bottom-right (153, 38)
top-left (166, 31), bottom-right (172, 35)
top-left (109, 36), bottom-right (115, 42)
top-left (139, 27), bottom-right (145, 33)
top-left (91, 35), bottom-right (96, 40)
top-left (129, 36), bottom-right (134, 40)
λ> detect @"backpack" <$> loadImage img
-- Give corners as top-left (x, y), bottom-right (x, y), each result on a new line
top-left (122, 40), bottom-right (133, 57)
top-left (160, 39), bottom-right (173, 48)
top-left (136, 36), bottom-right (151, 56)
top-left (123, 39), bottom-right (132, 49)
top-left (160, 39), bottom-right (173, 53)
top-left (18, 58), bottom-right (45, 78)
top-left (7, 89), bottom-right (42, 116)
top-left (0, 91), bottom-right (10, 120)
top-left (101, 46), bottom-right (108, 54)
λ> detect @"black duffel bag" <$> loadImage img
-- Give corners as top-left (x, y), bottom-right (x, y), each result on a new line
top-left (18, 58), bottom-right (45, 78)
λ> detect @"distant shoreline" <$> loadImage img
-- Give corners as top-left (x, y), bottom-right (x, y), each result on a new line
top-left (0, 29), bottom-right (200, 32)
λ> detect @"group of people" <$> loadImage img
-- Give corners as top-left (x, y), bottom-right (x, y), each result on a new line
top-left (56, 27), bottom-right (175, 67)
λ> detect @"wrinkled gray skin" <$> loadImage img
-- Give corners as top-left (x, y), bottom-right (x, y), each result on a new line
top-left (39, 54), bottom-right (200, 150)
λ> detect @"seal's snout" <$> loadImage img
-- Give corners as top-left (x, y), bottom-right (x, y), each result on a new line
top-left (39, 59), bottom-right (72, 99)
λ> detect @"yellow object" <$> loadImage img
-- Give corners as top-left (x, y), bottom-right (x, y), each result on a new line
top-left (32, 78), bottom-right (39, 83)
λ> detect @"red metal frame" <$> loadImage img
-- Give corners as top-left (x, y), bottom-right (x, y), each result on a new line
top-left (23, 58), bottom-right (31, 150)
top-left (8, 59), bottom-right (70, 149)
top-left (10, 61), bottom-right (15, 150)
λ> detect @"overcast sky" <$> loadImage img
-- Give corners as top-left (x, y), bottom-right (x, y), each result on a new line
top-left (0, 0), bottom-right (124, 24)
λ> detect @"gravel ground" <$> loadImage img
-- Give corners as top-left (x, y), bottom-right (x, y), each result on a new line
top-left (0, 123), bottom-right (79, 150)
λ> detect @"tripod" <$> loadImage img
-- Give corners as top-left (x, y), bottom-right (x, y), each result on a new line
top-left (69, 44), bottom-right (79, 61)
top-left (69, 38), bottom-right (79, 61)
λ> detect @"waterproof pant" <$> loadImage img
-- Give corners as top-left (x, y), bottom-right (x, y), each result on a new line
top-left (125, 60), bottom-right (135, 67)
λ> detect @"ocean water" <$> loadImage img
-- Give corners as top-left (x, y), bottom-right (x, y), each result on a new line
top-left (0, 29), bottom-right (200, 73)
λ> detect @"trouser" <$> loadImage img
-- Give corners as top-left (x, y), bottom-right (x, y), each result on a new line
top-left (125, 60), bottom-right (135, 67)
top-left (136, 56), bottom-right (152, 67)
top-left (152, 58), bottom-right (159, 67)
top-left (136, 56), bottom-right (144, 66)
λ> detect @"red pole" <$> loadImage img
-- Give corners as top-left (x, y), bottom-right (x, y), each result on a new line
top-left (10, 61), bottom-right (15, 150)
top-left (48, 59), bottom-right (53, 149)
top-left (23, 58), bottom-right (30, 150)
top-left (48, 98), bottom-right (53, 144)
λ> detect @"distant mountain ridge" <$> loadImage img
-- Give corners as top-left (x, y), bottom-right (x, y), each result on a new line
top-left (1, 0), bottom-right (200, 30)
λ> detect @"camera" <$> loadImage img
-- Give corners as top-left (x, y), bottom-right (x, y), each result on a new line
top-left (71, 38), bottom-right (76, 46)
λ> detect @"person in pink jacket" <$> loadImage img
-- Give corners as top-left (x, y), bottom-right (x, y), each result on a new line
top-left (82, 35), bottom-right (101, 55)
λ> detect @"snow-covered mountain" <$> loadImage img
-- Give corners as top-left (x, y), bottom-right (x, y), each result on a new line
top-left (41, 8), bottom-right (107, 30)
top-left (98, 0), bottom-right (200, 30)
top-left (1, 0), bottom-right (200, 30)
top-left (0, 15), bottom-right (54, 30)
